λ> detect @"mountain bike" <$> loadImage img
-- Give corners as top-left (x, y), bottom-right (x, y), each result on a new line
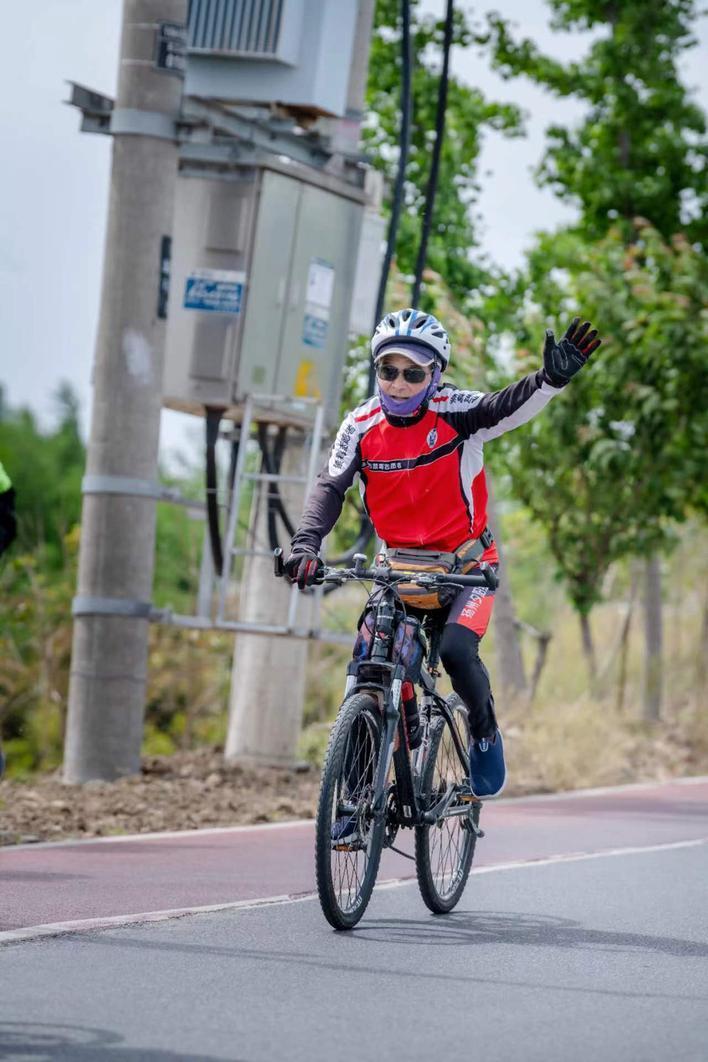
top-left (274, 548), bottom-right (499, 931)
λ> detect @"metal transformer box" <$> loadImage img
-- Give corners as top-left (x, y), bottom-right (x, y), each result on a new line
top-left (163, 163), bottom-right (365, 426)
top-left (185, 0), bottom-right (359, 117)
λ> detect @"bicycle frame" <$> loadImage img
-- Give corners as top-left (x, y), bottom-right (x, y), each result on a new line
top-left (344, 589), bottom-right (471, 833)
top-left (272, 546), bottom-right (494, 833)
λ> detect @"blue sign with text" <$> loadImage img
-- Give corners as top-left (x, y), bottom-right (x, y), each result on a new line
top-left (303, 313), bottom-right (328, 349)
top-left (184, 270), bottom-right (244, 314)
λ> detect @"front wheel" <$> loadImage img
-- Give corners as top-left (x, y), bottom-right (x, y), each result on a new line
top-left (415, 694), bottom-right (479, 914)
top-left (315, 692), bottom-right (386, 930)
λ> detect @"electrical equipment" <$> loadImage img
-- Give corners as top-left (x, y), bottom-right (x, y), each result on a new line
top-left (162, 162), bottom-right (365, 426)
top-left (185, 0), bottom-right (359, 117)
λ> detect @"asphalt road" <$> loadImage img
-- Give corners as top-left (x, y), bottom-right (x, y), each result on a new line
top-left (1, 780), bottom-right (707, 1061)
top-left (2, 778), bottom-right (707, 935)
top-left (1, 842), bottom-right (707, 1061)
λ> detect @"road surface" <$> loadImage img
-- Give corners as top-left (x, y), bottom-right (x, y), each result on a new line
top-left (1, 778), bottom-right (706, 1060)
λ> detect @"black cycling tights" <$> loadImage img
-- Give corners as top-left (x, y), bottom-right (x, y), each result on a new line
top-left (438, 623), bottom-right (497, 742)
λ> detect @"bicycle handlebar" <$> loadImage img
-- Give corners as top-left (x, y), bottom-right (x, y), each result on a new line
top-left (273, 548), bottom-right (499, 590)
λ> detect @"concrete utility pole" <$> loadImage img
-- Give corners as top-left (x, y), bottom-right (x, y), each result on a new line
top-left (225, 0), bottom-right (376, 766)
top-left (64, 0), bottom-right (188, 782)
top-left (225, 435), bottom-right (316, 765)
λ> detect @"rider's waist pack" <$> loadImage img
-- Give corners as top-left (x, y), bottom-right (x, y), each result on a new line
top-left (353, 611), bottom-right (426, 683)
top-left (383, 530), bottom-right (493, 611)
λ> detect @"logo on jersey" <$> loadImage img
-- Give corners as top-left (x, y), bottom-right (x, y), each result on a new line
top-left (426, 428), bottom-right (438, 449)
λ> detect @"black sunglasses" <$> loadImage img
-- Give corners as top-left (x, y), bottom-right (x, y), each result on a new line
top-left (376, 363), bottom-right (430, 384)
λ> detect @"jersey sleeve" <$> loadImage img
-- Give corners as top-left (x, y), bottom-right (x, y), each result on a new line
top-left (289, 412), bottom-right (362, 555)
top-left (447, 370), bottom-right (562, 443)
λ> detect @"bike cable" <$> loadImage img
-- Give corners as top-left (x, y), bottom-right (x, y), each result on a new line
top-left (204, 407), bottom-right (226, 576)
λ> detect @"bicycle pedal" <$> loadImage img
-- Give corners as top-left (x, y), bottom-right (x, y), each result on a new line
top-left (458, 789), bottom-right (481, 804)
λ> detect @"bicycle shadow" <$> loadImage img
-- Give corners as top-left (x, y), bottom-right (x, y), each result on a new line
top-left (0, 1021), bottom-right (232, 1061)
top-left (89, 919), bottom-right (707, 1004)
top-left (351, 909), bottom-right (708, 959)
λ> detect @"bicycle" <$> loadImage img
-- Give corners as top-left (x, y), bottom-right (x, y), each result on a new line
top-left (274, 548), bottom-right (499, 931)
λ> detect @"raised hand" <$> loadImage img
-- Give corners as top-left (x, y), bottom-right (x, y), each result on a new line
top-left (543, 317), bottom-right (602, 387)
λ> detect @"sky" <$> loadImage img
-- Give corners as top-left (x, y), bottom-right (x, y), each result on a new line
top-left (0, 0), bottom-right (706, 465)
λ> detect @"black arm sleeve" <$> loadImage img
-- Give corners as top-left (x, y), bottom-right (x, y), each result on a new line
top-left (445, 371), bottom-right (561, 442)
top-left (290, 414), bottom-right (362, 555)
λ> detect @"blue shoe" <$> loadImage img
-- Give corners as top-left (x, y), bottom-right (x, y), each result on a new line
top-left (331, 815), bottom-right (358, 842)
top-left (468, 729), bottom-right (506, 798)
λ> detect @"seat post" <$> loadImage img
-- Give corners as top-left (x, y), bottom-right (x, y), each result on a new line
top-left (424, 615), bottom-right (445, 673)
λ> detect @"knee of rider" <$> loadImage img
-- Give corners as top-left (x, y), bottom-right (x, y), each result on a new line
top-left (439, 625), bottom-right (480, 676)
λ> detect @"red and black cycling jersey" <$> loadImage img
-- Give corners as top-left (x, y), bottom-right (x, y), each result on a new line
top-left (291, 370), bottom-right (562, 564)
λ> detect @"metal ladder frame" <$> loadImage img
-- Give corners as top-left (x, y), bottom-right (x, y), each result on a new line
top-left (213, 394), bottom-right (329, 636)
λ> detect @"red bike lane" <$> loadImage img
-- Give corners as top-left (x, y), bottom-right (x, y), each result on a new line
top-left (1, 777), bottom-right (707, 936)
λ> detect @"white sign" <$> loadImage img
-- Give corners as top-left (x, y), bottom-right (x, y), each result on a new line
top-left (306, 259), bottom-right (335, 311)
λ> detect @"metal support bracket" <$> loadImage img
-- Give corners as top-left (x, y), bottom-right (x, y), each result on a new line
top-left (110, 108), bottom-right (178, 141)
top-left (82, 475), bottom-right (204, 510)
top-left (72, 596), bottom-right (153, 619)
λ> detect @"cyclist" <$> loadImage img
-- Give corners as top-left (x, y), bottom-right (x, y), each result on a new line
top-left (285, 309), bottom-right (601, 799)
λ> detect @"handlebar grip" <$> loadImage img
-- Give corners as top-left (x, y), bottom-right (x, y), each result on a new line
top-left (273, 548), bottom-right (285, 578)
top-left (480, 563), bottom-right (499, 590)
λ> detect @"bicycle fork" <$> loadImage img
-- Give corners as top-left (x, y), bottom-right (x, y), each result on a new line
top-left (371, 665), bottom-right (406, 820)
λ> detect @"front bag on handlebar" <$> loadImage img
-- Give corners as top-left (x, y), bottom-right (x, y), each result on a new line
top-left (382, 531), bottom-right (493, 610)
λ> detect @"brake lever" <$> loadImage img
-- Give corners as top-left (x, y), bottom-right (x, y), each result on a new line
top-left (479, 562), bottom-right (499, 590)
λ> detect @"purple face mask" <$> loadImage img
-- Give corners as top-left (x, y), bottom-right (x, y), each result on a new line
top-left (377, 365), bottom-right (442, 417)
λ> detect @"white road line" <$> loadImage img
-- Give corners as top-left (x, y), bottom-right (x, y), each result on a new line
top-left (7, 774), bottom-right (708, 852)
top-left (2, 836), bottom-right (706, 947)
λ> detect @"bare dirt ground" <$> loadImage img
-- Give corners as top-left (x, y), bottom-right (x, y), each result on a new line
top-left (0, 749), bottom-right (321, 845)
top-left (0, 729), bottom-right (703, 846)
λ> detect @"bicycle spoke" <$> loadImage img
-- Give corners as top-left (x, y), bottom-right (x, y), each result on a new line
top-left (329, 709), bottom-right (380, 916)
top-left (428, 712), bottom-right (469, 900)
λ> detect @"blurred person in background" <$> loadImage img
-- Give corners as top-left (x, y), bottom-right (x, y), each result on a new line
top-left (0, 459), bottom-right (17, 777)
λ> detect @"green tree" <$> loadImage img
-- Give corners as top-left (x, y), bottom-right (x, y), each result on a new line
top-left (482, 0), bottom-right (707, 696)
top-left (0, 383), bottom-right (85, 564)
top-left (484, 0), bottom-right (707, 246)
top-left (500, 222), bottom-right (707, 677)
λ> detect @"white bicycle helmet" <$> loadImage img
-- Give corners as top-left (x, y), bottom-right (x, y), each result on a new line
top-left (371, 308), bottom-right (451, 371)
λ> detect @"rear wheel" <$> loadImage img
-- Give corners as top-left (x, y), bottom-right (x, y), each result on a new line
top-left (415, 694), bottom-right (479, 914)
top-left (315, 692), bottom-right (386, 930)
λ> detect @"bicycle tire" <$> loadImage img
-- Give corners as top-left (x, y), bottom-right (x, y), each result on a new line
top-left (415, 694), bottom-right (479, 914)
top-left (315, 692), bottom-right (387, 930)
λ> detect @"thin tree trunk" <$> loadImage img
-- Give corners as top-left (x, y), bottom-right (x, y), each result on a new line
top-left (579, 612), bottom-right (597, 687)
top-left (528, 631), bottom-right (551, 705)
top-left (613, 565), bottom-right (641, 713)
top-left (615, 604), bottom-right (634, 715)
top-left (642, 552), bottom-right (663, 722)
top-left (487, 479), bottom-right (527, 699)
top-left (696, 587), bottom-right (708, 703)
top-left (598, 567), bottom-right (639, 687)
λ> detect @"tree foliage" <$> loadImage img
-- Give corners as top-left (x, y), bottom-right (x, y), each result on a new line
top-left (502, 221), bottom-right (707, 614)
top-left (482, 0), bottom-right (708, 615)
top-left (483, 0), bottom-right (708, 246)
top-left (0, 386), bottom-right (223, 774)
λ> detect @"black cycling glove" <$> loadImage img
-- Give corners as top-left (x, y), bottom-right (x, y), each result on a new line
top-left (543, 317), bottom-right (602, 387)
top-left (284, 549), bottom-right (324, 590)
